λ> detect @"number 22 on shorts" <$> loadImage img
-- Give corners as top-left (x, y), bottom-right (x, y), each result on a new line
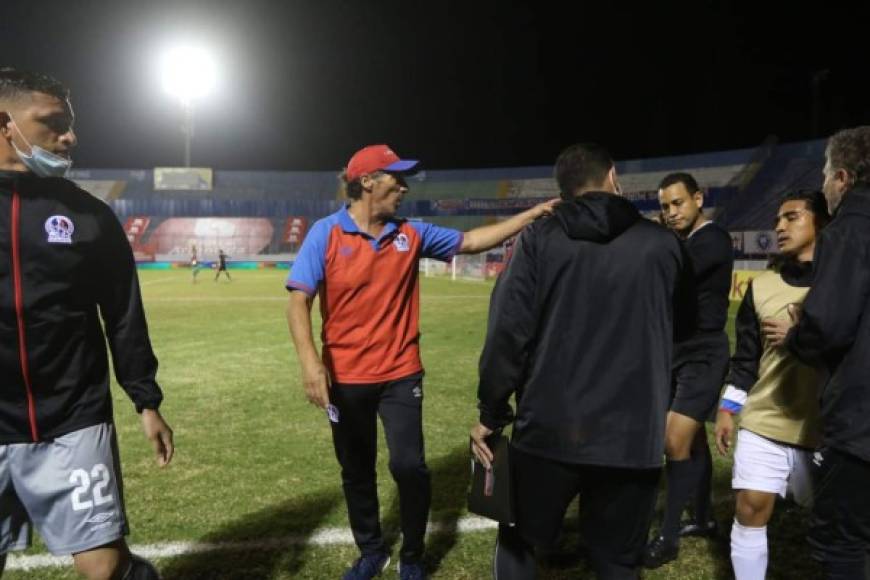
top-left (69, 463), bottom-right (114, 511)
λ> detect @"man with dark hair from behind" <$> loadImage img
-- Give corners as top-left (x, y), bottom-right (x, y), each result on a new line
top-left (0, 68), bottom-right (171, 579)
top-left (715, 190), bottom-right (830, 580)
top-left (644, 172), bottom-right (734, 568)
top-left (471, 143), bottom-right (696, 579)
top-left (765, 126), bottom-right (870, 580)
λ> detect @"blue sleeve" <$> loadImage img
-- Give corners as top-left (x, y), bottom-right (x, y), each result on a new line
top-left (286, 220), bottom-right (330, 295)
top-left (409, 221), bottom-right (463, 262)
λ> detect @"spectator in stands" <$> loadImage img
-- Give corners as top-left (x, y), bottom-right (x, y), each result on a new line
top-left (214, 248), bottom-right (231, 282)
top-left (286, 144), bottom-right (558, 580)
top-left (471, 143), bottom-right (696, 579)
top-left (644, 172), bottom-right (734, 568)
top-left (715, 190), bottom-right (830, 580)
top-left (766, 126), bottom-right (870, 579)
top-left (0, 68), bottom-right (171, 579)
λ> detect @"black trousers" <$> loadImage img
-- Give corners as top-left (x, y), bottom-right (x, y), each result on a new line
top-left (329, 373), bottom-right (430, 564)
top-left (495, 445), bottom-right (660, 578)
top-left (809, 446), bottom-right (870, 579)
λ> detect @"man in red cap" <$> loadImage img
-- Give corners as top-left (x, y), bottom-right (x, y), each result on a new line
top-left (286, 144), bottom-right (556, 580)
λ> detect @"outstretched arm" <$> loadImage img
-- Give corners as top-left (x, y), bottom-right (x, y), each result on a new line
top-left (459, 199), bottom-right (558, 254)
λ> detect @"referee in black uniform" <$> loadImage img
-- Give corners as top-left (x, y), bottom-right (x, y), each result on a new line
top-left (644, 172), bottom-right (734, 568)
top-left (471, 144), bottom-right (697, 579)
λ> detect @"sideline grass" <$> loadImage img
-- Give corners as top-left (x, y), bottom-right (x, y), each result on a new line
top-left (4, 270), bottom-right (821, 579)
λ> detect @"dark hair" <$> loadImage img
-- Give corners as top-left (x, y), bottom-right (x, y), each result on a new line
top-left (339, 169), bottom-right (386, 200)
top-left (553, 143), bottom-right (614, 199)
top-left (0, 68), bottom-right (69, 102)
top-left (768, 189), bottom-right (831, 271)
top-left (658, 172), bottom-right (700, 194)
top-left (779, 189), bottom-right (831, 229)
top-left (827, 126), bottom-right (870, 187)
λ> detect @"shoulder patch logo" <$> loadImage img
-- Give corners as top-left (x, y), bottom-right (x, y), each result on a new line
top-left (393, 233), bottom-right (410, 252)
top-left (45, 215), bottom-right (74, 244)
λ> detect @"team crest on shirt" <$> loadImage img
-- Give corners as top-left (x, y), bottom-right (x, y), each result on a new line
top-left (393, 233), bottom-right (410, 252)
top-left (45, 215), bottom-right (74, 244)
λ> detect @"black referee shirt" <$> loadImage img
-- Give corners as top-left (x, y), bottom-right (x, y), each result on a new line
top-left (684, 221), bottom-right (734, 334)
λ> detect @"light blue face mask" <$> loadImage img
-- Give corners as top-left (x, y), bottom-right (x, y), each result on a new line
top-left (8, 115), bottom-right (73, 178)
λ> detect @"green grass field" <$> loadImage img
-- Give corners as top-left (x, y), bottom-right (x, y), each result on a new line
top-left (4, 270), bottom-right (822, 579)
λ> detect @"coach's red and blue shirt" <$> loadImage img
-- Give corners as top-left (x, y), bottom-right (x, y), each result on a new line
top-left (287, 205), bottom-right (463, 384)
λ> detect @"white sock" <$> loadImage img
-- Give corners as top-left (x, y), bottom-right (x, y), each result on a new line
top-left (731, 519), bottom-right (768, 580)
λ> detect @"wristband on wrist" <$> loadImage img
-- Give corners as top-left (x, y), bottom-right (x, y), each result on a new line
top-left (719, 384), bottom-right (746, 415)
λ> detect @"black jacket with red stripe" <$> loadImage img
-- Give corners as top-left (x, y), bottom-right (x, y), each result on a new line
top-left (0, 170), bottom-right (162, 443)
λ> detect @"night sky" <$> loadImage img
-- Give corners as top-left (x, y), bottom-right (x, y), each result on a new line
top-left (3, 0), bottom-right (867, 171)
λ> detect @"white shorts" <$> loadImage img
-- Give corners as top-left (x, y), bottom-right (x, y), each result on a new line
top-left (732, 428), bottom-right (814, 507)
top-left (0, 423), bottom-right (128, 555)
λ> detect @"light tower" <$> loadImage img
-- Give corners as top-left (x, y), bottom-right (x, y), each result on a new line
top-left (160, 46), bottom-right (217, 167)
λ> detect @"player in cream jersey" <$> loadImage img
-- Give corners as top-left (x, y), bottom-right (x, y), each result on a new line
top-left (714, 189), bottom-right (831, 580)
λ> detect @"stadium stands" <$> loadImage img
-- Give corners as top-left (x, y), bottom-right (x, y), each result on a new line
top-left (69, 138), bottom-right (829, 263)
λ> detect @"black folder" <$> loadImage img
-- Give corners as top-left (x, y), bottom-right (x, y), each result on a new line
top-left (467, 433), bottom-right (515, 525)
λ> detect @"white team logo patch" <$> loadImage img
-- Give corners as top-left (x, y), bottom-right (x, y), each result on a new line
top-left (412, 386), bottom-right (422, 398)
top-left (393, 233), bottom-right (410, 252)
top-left (327, 404), bottom-right (340, 424)
top-left (45, 215), bottom-right (74, 244)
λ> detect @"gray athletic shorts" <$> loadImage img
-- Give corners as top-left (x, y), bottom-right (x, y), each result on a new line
top-left (0, 422), bottom-right (128, 555)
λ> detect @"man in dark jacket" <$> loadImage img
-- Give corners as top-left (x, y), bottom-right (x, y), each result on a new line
top-left (766, 126), bottom-right (870, 580)
top-left (0, 69), bottom-right (172, 579)
top-left (470, 143), bottom-right (696, 579)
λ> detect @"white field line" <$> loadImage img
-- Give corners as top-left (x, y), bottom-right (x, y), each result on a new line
top-left (5, 516), bottom-right (498, 571)
top-left (139, 277), bottom-right (177, 286)
top-left (146, 295), bottom-right (490, 303)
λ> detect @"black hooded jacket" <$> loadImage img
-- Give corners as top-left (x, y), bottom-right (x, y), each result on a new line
top-left (0, 171), bottom-right (162, 443)
top-left (478, 192), bottom-right (696, 468)
top-left (787, 185), bottom-right (870, 462)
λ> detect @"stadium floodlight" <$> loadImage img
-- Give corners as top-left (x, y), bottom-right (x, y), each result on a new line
top-left (160, 46), bottom-right (217, 167)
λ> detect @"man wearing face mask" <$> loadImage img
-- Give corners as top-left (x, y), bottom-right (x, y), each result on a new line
top-left (471, 143), bottom-right (697, 579)
top-left (0, 68), bottom-right (172, 579)
top-left (286, 144), bottom-right (557, 580)
top-left (765, 126), bottom-right (870, 580)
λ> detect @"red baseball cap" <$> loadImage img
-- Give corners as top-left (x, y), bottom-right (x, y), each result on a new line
top-left (345, 144), bottom-right (419, 181)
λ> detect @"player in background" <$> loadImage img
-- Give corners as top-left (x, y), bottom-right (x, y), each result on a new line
top-left (214, 248), bottom-right (231, 282)
top-left (190, 243), bottom-right (201, 283)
